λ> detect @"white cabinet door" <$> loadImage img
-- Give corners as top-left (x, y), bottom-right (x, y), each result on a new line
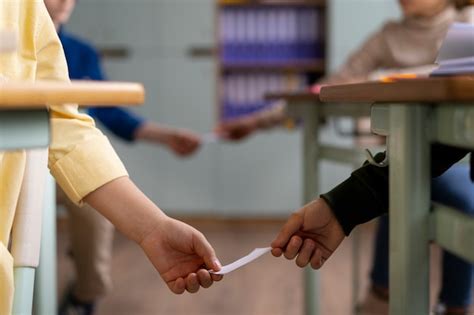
top-left (68, 0), bottom-right (219, 213)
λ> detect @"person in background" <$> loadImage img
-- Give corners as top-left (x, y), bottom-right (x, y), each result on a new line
top-left (43, 0), bottom-right (205, 314)
top-left (220, 0), bottom-right (474, 314)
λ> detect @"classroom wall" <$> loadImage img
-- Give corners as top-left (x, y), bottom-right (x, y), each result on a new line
top-left (328, 0), bottom-right (401, 71)
top-left (67, 0), bottom-right (399, 217)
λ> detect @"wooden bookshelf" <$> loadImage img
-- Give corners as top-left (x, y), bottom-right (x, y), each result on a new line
top-left (221, 60), bottom-right (325, 73)
top-left (218, 0), bottom-right (326, 7)
top-left (215, 0), bottom-right (327, 120)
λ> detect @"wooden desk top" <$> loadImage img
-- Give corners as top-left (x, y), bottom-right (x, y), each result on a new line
top-left (265, 91), bottom-right (320, 102)
top-left (0, 80), bottom-right (145, 108)
top-left (320, 77), bottom-right (474, 103)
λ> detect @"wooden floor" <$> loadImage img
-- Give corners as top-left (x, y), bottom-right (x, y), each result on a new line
top-left (57, 217), bottom-right (457, 315)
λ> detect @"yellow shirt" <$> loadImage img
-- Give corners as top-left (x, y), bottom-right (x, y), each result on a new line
top-left (0, 1), bottom-right (128, 312)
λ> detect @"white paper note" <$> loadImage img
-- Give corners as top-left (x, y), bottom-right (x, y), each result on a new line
top-left (211, 247), bottom-right (271, 275)
top-left (202, 132), bottom-right (220, 144)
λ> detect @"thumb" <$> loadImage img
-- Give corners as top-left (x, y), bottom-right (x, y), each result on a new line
top-left (194, 233), bottom-right (222, 272)
top-left (271, 212), bottom-right (303, 249)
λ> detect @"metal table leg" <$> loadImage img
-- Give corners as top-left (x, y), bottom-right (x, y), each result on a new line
top-left (33, 175), bottom-right (57, 315)
top-left (388, 105), bottom-right (430, 315)
top-left (12, 268), bottom-right (36, 315)
top-left (301, 102), bottom-right (320, 315)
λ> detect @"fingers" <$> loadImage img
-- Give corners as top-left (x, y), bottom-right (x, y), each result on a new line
top-left (271, 212), bottom-right (303, 250)
top-left (273, 237), bottom-right (326, 270)
top-left (196, 269), bottom-right (213, 288)
top-left (310, 248), bottom-right (326, 270)
top-left (211, 273), bottom-right (223, 282)
top-left (169, 269), bottom-right (223, 294)
top-left (168, 277), bottom-right (186, 294)
top-left (295, 239), bottom-right (316, 267)
top-left (271, 247), bottom-right (283, 257)
top-left (193, 232), bottom-right (222, 272)
top-left (184, 273), bottom-right (200, 293)
top-left (175, 137), bottom-right (201, 155)
top-left (283, 235), bottom-right (303, 260)
top-left (169, 131), bottom-right (202, 156)
top-left (215, 120), bottom-right (255, 141)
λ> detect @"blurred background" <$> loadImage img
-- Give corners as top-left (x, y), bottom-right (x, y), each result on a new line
top-left (56, 1), bottom-right (468, 314)
top-left (66, 0), bottom-right (399, 215)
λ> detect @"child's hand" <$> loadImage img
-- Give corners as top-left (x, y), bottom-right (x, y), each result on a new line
top-left (271, 198), bottom-right (345, 269)
top-left (134, 123), bottom-right (201, 156)
top-left (162, 128), bottom-right (202, 157)
top-left (140, 217), bottom-right (223, 294)
top-left (215, 117), bottom-right (259, 141)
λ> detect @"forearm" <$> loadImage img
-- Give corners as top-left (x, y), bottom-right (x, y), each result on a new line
top-left (254, 101), bottom-right (287, 130)
top-left (134, 121), bottom-right (169, 145)
top-left (83, 176), bottom-right (167, 244)
top-left (321, 144), bottom-right (469, 235)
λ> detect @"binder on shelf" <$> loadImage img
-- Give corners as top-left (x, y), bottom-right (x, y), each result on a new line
top-left (220, 6), bottom-right (323, 65)
top-left (256, 9), bottom-right (267, 62)
top-left (221, 72), bottom-right (308, 120)
top-left (219, 4), bottom-right (325, 120)
top-left (245, 9), bottom-right (258, 61)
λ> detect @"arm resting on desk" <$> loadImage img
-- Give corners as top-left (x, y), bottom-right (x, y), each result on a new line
top-left (321, 144), bottom-right (470, 235)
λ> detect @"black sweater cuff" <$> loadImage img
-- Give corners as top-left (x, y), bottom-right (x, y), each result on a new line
top-left (321, 174), bottom-right (386, 236)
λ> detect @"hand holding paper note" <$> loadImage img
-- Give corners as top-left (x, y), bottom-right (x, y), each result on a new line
top-left (271, 198), bottom-right (345, 270)
top-left (211, 247), bottom-right (271, 275)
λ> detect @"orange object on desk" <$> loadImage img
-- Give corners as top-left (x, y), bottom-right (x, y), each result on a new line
top-left (380, 73), bottom-right (419, 82)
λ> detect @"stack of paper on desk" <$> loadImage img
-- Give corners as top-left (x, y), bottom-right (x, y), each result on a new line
top-left (431, 23), bottom-right (474, 76)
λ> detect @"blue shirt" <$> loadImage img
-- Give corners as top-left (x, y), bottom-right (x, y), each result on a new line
top-left (59, 29), bottom-right (145, 141)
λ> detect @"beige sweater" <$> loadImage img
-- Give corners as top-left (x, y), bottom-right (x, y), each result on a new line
top-left (322, 5), bottom-right (474, 84)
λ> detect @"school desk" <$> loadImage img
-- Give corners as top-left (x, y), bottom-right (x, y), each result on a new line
top-left (265, 91), bottom-right (378, 315)
top-left (0, 80), bottom-right (144, 315)
top-left (320, 76), bottom-right (474, 315)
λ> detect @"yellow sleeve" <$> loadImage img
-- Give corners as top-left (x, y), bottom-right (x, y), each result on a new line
top-left (35, 3), bottom-right (128, 205)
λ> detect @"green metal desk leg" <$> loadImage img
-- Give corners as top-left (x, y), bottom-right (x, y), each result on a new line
top-left (12, 268), bottom-right (35, 315)
top-left (0, 110), bottom-right (49, 150)
top-left (33, 175), bottom-right (57, 315)
top-left (302, 101), bottom-right (320, 315)
top-left (388, 105), bottom-right (430, 315)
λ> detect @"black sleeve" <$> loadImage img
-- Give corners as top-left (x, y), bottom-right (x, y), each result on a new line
top-left (320, 144), bottom-right (469, 236)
